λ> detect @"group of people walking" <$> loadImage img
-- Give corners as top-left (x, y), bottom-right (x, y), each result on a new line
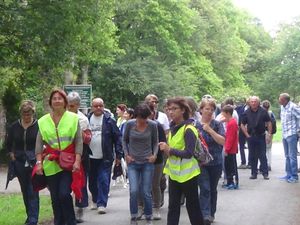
top-left (5, 89), bottom-right (299, 225)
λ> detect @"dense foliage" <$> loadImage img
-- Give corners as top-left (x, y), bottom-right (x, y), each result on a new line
top-left (1, 0), bottom-right (299, 116)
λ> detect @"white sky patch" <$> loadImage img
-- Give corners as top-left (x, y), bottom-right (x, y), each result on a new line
top-left (232, 0), bottom-right (300, 32)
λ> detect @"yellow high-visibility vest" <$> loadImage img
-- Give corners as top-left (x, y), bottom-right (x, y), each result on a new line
top-left (163, 125), bottom-right (200, 183)
top-left (38, 111), bottom-right (78, 176)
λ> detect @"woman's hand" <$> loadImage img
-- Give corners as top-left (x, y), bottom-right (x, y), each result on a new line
top-left (9, 152), bottom-right (16, 161)
top-left (36, 163), bottom-right (44, 175)
top-left (125, 155), bottom-right (135, 164)
top-left (147, 154), bottom-right (157, 163)
top-left (159, 142), bottom-right (170, 156)
top-left (202, 123), bottom-right (213, 134)
top-left (73, 160), bottom-right (81, 172)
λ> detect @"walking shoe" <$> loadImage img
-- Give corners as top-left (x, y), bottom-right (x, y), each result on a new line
top-left (209, 216), bottom-right (215, 223)
top-left (136, 206), bottom-right (144, 220)
top-left (153, 208), bottom-right (161, 220)
top-left (130, 217), bottom-right (138, 225)
top-left (287, 178), bottom-right (299, 183)
top-left (97, 206), bottom-right (106, 214)
top-left (226, 184), bottom-right (236, 190)
top-left (246, 165), bottom-right (251, 169)
top-left (249, 175), bottom-right (257, 179)
top-left (90, 203), bottom-right (97, 210)
top-left (204, 219), bottom-right (211, 225)
top-left (263, 175), bottom-right (270, 180)
top-left (145, 219), bottom-right (153, 225)
top-left (238, 164), bottom-right (247, 169)
top-left (279, 175), bottom-right (290, 181)
top-left (76, 208), bottom-right (84, 223)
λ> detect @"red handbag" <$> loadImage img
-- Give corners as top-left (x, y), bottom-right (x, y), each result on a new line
top-left (55, 127), bottom-right (75, 171)
top-left (59, 151), bottom-right (75, 171)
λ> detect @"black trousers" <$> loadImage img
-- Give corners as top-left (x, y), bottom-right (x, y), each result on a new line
top-left (15, 160), bottom-right (39, 225)
top-left (46, 171), bottom-right (76, 225)
top-left (167, 175), bottom-right (204, 225)
top-left (224, 154), bottom-right (237, 185)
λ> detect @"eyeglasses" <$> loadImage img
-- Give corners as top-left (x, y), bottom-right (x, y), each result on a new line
top-left (93, 104), bottom-right (104, 108)
top-left (167, 107), bottom-right (180, 112)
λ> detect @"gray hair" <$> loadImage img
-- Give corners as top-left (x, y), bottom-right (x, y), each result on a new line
top-left (279, 93), bottom-right (290, 102)
top-left (67, 91), bottom-right (81, 105)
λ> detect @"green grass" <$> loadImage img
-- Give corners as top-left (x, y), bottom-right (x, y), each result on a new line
top-left (272, 120), bottom-right (282, 143)
top-left (0, 194), bottom-right (53, 225)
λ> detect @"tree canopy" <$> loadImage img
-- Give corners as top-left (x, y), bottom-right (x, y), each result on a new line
top-left (1, 0), bottom-right (299, 117)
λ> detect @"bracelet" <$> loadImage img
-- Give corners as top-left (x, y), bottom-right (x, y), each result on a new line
top-left (36, 160), bottom-right (42, 165)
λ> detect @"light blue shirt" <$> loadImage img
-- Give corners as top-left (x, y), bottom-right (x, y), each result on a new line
top-left (281, 101), bottom-right (300, 138)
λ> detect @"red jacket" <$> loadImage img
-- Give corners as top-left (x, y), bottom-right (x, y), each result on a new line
top-left (224, 118), bottom-right (239, 154)
top-left (32, 144), bottom-right (85, 200)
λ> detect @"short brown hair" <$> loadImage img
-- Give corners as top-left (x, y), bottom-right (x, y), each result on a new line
top-left (49, 89), bottom-right (68, 109)
top-left (167, 97), bottom-right (191, 120)
top-left (221, 104), bottom-right (233, 115)
top-left (199, 98), bottom-right (217, 111)
top-left (117, 104), bottom-right (127, 112)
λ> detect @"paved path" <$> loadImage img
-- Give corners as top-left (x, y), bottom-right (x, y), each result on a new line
top-left (1, 142), bottom-right (300, 225)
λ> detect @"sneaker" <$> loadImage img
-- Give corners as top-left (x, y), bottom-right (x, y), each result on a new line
top-left (279, 175), bottom-right (290, 181)
top-left (145, 220), bottom-right (153, 225)
top-left (90, 203), bottom-right (97, 210)
top-left (76, 208), bottom-right (84, 223)
top-left (226, 184), bottom-right (236, 190)
top-left (136, 206), bottom-right (144, 220)
top-left (153, 208), bottom-right (161, 220)
top-left (263, 175), bottom-right (270, 180)
top-left (204, 219), bottom-right (211, 225)
top-left (97, 206), bottom-right (106, 214)
top-left (130, 217), bottom-right (138, 225)
top-left (287, 178), bottom-right (299, 183)
top-left (249, 175), bottom-right (257, 179)
top-left (238, 164), bottom-right (247, 169)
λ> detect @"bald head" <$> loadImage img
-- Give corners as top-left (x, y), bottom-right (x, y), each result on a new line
top-left (92, 98), bottom-right (104, 116)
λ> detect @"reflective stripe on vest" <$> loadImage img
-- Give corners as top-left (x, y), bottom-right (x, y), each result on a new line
top-left (38, 111), bottom-right (78, 176)
top-left (163, 124), bottom-right (200, 183)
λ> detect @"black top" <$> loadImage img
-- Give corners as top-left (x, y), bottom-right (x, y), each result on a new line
top-left (6, 119), bottom-right (39, 162)
top-left (155, 121), bottom-right (167, 164)
top-left (241, 106), bottom-right (271, 136)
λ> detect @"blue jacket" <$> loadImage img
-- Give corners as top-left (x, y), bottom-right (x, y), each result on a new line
top-left (88, 112), bottom-right (123, 162)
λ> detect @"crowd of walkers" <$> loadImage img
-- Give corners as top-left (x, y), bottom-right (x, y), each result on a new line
top-left (5, 89), bottom-right (299, 225)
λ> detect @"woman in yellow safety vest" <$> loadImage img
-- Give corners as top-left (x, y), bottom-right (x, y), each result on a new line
top-left (35, 89), bottom-right (83, 225)
top-left (159, 97), bottom-right (204, 225)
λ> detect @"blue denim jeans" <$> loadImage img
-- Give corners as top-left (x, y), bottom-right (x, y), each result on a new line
top-left (128, 162), bottom-right (154, 219)
top-left (15, 160), bottom-right (39, 225)
top-left (89, 159), bottom-right (113, 207)
top-left (198, 164), bottom-right (222, 220)
top-left (282, 134), bottom-right (298, 180)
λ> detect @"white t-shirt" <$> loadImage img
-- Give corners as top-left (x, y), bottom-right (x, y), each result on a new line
top-left (157, 111), bottom-right (170, 131)
top-left (77, 111), bottom-right (90, 131)
top-left (89, 114), bottom-right (103, 159)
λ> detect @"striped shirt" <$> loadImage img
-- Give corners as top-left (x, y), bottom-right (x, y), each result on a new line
top-left (281, 101), bottom-right (300, 138)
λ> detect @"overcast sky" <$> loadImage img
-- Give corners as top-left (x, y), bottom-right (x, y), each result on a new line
top-left (232, 0), bottom-right (300, 32)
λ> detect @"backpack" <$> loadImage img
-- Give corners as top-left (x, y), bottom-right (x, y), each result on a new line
top-left (186, 124), bottom-right (213, 166)
top-left (269, 112), bottom-right (277, 134)
top-left (194, 133), bottom-right (214, 166)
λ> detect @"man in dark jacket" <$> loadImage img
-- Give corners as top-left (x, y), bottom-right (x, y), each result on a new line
top-left (88, 97), bottom-right (123, 214)
top-left (241, 96), bottom-right (272, 180)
